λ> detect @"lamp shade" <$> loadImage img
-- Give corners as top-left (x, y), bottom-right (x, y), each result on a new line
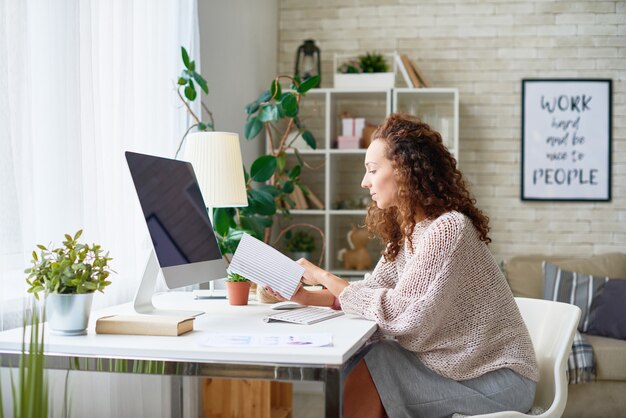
top-left (183, 131), bottom-right (248, 208)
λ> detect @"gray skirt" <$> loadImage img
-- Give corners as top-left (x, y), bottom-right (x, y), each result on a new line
top-left (364, 340), bottom-right (536, 418)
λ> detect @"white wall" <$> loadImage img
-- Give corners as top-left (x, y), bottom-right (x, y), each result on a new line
top-left (277, 0), bottom-right (626, 262)
top-left (198, 0), bottom-right (278, 168)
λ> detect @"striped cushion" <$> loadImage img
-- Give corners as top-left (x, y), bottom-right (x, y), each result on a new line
top-left (542, 261), bottom-right (608, 332)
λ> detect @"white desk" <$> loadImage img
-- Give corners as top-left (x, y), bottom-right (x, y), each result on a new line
top-left (0, 292), bottom-right (377, 418)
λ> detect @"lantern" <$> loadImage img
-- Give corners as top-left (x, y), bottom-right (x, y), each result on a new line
top-left (294, 39), bottom-right (321, 87)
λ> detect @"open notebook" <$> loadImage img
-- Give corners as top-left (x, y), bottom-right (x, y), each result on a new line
top-left (228, 233), bottom-right (304, 299)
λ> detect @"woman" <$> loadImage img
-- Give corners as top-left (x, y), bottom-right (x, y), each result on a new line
top-left (267, 113), bottom-right (538, 418)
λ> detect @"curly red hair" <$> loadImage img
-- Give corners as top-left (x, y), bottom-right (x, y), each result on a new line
top-left (365, 113), bottom-right (491, 262)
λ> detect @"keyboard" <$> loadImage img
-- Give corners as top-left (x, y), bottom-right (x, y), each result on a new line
top-left (263, 307), bottom-right (344, 325)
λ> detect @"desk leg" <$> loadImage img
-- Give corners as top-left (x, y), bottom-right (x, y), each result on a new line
top-left (171, 376), bottom-right (183, 418)
top-left (324, 368), bottom-right (342, 418)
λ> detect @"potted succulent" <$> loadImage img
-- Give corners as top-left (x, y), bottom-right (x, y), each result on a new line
top-left (225, 272), bottom-right (251, 306)
top-left (284, 229), bottom-right (316, 262)
top-left (334, 52), bottom-right (395, 89)
top-left (25, 230), bottom-right (113, 335)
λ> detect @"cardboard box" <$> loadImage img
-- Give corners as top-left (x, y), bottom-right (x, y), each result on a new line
top-left (341, 118), bottom-right (365, 138)
top-left (337, 135), bottom-right (360, 149)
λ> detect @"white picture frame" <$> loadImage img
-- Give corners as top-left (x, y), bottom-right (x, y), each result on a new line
top-left (521, 79), bottom-right (612, 201)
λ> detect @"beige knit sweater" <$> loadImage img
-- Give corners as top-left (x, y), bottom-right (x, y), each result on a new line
top-left (339, 211), bottom-right (539, 382)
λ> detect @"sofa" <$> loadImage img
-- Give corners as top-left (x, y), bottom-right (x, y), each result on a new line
top-left (502, 253), bottom-right (626, 418)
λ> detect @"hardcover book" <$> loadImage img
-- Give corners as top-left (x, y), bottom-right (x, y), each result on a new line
top-left (95, 314), bottom-right (194, 336)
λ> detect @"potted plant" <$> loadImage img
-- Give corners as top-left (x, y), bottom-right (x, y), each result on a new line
top-left (284, 229), bottom-right (316, 262)
top-left (172, 48), bottom-right (323, 261)
top-left (211, 74), bottom-right (322, 255)
top-left (25, 230), bottom-right (113, 335)
top-left (172, 54), bottom-right (326, 302)
top-left (173, 46), bottom-right (215, 159)
top-left (334, 52), bottom-right (395, 89)
top-left (225, 272), bottom-right (251, 306)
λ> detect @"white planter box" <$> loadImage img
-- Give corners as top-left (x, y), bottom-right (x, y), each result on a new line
top-left (333, 72), bottom-right (395, 90)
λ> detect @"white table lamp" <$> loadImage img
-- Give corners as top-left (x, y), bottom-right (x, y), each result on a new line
top-left (183, 131), bottom-right (248, 296)
top-left (183, 131), bottom-right (248, 225)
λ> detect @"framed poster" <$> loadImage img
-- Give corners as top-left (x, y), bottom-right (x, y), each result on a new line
top-left (521, 79), bottom-right (612, 201)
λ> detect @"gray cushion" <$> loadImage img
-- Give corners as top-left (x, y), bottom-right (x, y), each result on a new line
top-left (587, 279), bottom-right (626, 340)
top-left (542, 261), bottom-right (608, 332)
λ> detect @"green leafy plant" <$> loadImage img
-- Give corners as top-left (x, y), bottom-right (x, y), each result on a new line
top-left (174, 46), bottom-right (214, 159)
top-left (284, 230), bottom-right (316, 253)
top-left (359, 52), bottom-right (389, 73)
top-left (338, 52), bottom-right (389, 74)
top-left (13, 309), bottom-right (48, 418)
top-left (337, 59), bottom-right (361, 74)
top-left (225, 272), bottom-right (250, 283)
top-left (25, 230), bottom-right (113, 299)
top-left (212, 74), bottom-right (322, 256)
top-left (0, 308), bottom-right (49, 418)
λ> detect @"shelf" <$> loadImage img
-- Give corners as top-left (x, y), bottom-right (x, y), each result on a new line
top-left (394, 87), bottom-right (458, 96)
top-left (329, 210), bottom-right (367, 215)
top-left (328, 149), bottom-right (367, 154)
top-left (289, 209), bottom-right (325, 215)
top-left (268, 87), bottom-right (458, 274)
top-left (275, 148), bottom-right (367, 155)
top-left (277, 149), bottom-right (326, 155)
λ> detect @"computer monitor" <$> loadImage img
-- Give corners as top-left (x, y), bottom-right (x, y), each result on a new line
top-left (125, 151), bottom-right (227, 316)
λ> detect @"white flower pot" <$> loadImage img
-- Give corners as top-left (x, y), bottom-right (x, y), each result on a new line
top-left (46, 293), bottom-right (94, 336)
top-left (333, 72), bottom-right (395, 90)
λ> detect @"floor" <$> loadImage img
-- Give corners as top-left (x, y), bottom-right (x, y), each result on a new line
top-left (293, 392), bottom-right (324, 418)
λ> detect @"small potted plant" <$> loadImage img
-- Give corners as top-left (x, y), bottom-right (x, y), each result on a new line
top-left (225, 272), bottom-right (251, 306)
top-left (334, 52), bottom-right (395, 89)
top-left (25, 230), bottom-right (113, 335)
top-left (284, 230), bottom-right (316, 262)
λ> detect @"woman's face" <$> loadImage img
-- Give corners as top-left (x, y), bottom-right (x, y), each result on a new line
top-left (361, 139), bottom-right (398, 209)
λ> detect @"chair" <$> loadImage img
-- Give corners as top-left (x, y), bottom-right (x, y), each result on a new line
top-left (472, 297), bottom-right (581, 418)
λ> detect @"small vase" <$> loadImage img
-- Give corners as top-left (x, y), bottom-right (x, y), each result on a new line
top-left (226, 282), bottom-right (251, 306)
top-left (46, 293), bottom-right (94, 336)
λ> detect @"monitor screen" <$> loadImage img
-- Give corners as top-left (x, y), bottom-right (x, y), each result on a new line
top-left (126, 151), bottom-right (226, 288)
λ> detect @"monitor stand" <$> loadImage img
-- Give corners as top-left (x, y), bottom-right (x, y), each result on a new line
top-left (134, 250), bottom-right (204, 317)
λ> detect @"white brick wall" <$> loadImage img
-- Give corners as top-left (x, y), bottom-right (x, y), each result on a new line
top-left (278, 0), bottom-right (626, 262)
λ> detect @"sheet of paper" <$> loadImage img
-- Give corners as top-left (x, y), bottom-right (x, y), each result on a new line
top-left (228, 233), bottom-right (304, 299)
top-left (198, 332), bottom-right (332, 348)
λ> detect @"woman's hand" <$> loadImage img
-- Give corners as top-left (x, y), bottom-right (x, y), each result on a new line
top-left (264, 284), bottom-right (309, 305)
top-left (296, 258), bottom-right (329, 286)
top-left (263, 286), bottom-right (288, 302)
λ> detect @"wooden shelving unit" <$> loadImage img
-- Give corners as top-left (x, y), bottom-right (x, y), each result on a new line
top-left (273, 87), bottom-right (459, 278)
